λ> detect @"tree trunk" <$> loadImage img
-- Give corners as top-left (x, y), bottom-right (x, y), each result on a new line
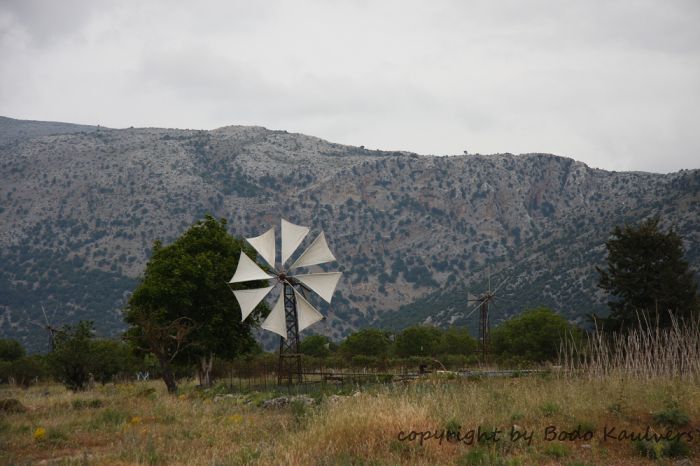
top-left (157, 356), bottom-right (178, 394)
top-left (198, 353), bottom-right (214, 387)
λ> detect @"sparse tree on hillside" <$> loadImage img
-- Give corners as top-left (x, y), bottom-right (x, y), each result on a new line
top-left (596, 217), bottom-right (700, 331)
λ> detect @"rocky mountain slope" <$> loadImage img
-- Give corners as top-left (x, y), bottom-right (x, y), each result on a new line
top-left (1, 116), bottom-right (698, 352)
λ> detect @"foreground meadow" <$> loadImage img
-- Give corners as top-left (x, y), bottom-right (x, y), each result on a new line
top-left (1, 374), bottom-right (698, 465)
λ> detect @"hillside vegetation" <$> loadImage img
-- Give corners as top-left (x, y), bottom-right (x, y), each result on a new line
top-left (1, 116), bottom-right (699, 351)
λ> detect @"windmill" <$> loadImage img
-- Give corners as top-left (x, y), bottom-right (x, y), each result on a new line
top-left (228, 219), bottom-right (342, 384)
top-left (40, 305), bottom-right (59, 352)
top-left (465, 271), bottom-right (509, 364)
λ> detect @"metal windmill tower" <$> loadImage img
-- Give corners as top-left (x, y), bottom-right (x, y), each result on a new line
top-left (228, 219), bottom-right (341, 384)
top-left (465, 272), bottom-right (508, 364)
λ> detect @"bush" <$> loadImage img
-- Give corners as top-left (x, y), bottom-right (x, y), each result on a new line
top-left (0, 355), bottom-right (48, 387)
top-left (48, 321), bottom-right (140, 390)
top-left (491, 308), bottom-right (581, 363)
top-left (351, 355), bottom-right (379, 367)
top-left (90, 339), bottom-right (140, 383)
top-left (652, 402), bottom-right (690, 428)
top-left (635, 438), bottom-right (689, 459)
top-left (395, 325), bottom-right (442, 357)
top-left (300, 335), bottom-right (332, 358)
top-left (0, 339), bottom-right (25, 362)
top-left (72, 399), bottom-right (104, 410)
top-left (340, 329), bottom-right (391, 359)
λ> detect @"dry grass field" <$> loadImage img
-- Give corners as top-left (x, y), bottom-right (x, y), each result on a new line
top-left (2, 373), bottom-right (698, 466)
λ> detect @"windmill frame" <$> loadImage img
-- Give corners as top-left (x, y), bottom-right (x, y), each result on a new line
top-left (466, 272), bottom-right (508, 364)
top-left (278, 281), bottom-right (302, 384)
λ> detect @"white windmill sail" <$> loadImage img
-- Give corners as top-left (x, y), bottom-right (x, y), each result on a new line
top-left (281, 219), bottom-right (309, 266)
top-left (261, 294), bottom-right (287, 339)
top-left (246, 227), bottom-right (275, 267)
top-left (293, 289), bottom-right (324, 331)
top-left (229, 252), bottom-right (273, 283)
top-left (290, 231), bottom-right (336, 269)
top-left (293, 272), bottom-right (342, 304)
top-left (232, 219), bottom-right (341, 340)
top-left (232, 285), bottom-right (274, 320)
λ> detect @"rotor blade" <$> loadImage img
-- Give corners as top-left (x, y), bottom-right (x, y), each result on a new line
top-left (281, 218), bottom-right (309, 266)
top-left (464, 299), bottom-right (483, 321)
top-left (293, 289), bottom-right (324, 332)
top-left (291, 272), bottom-right (342, 304)
top-left (229, 252), bottom-right (273, 283)
top-left (232, 285), bottom-right (274, 321)
top-left (41, 305), bottom-right (50, 326)
top-left (492, 275), bottom-right (510, 295)
top-left (289, 231), bottom-right (336, 269)
top-left (260, 293), bottom-right (287, 339)
top-left (246, 227), bottom-right (276, 268)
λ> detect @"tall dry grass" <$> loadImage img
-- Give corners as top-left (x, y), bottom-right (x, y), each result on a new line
top-left (560, 312), bottom-right (700, 380)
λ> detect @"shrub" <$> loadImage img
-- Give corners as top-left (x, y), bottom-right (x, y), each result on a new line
top-left (0, 339), bottom-right (25, 361)
top-left (540, 402), bottom-right (560, 417)
top-left (72, 399), bottom-right (104, 410)
top-left (652, 401), bottom-right (690, 428)
top-left (544, 443), bottom-right (569, 458)
top-left (0, 355), bottom-right (48, 387)
top-left (492, 308), bottom-right (580, 363)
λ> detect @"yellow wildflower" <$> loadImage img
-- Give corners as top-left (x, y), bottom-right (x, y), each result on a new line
top-left (226, 414), bottom-right (243, 424)
top-left (33, 427), bottom-right (46, 441)
top-left (129, 416), bottom-right (142, 425)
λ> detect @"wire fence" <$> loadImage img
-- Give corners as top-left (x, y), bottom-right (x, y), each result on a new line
top-left (219, 359), bottom-right (428, 394)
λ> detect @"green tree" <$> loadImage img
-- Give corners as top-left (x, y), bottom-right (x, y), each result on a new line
top-left (300, 335), bottom-right (332, 358)
top-left (45, 321), bottom-right (140, 389)
top-left (48, 321), bottom-right (95, 391)
top-left (124, 215), bottom-right (267, 393)
top-left (0, 339), bottom-right (25, 361)
top-left (0, 355), bottom-right (48, 387)
top-left (596, 217), bottom-right (700, 331)
top-left (394, 325), bottom-right (443, 357)
top-left (491, 308), bottom-right (578, 363)
top-left (439, 327), bottom-right (477, 356)
top-left (90, 340), bottom-right (140, 384)
top-left (340, 328), bottom-right (392, 359)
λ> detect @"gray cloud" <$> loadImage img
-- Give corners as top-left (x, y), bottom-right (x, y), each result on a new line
top-left (1, 0), bottom-right (698, 173)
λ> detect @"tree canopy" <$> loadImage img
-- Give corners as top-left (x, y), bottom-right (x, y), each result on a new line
top-left (394, 325), bottom-right (443, 357)
top-left (300, 335), bottom-right (333, 358)
top-left (124, 215), bottom-right (268, 392)
top-left (491, 307), bottom-right (577, 363)
top-left (339, 328), bottom-right (392, 359)
top-left (0, 338), bottom-right (25, 362)
top-left (596, 217), bottom-right (699, 330)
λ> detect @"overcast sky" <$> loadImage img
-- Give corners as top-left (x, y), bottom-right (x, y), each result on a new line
top-left (1, 0), bottom-right (698, 173)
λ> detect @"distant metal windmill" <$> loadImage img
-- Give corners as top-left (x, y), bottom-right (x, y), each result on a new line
top-left (40, 305), bottom-right (59, 352)
top-left (465, 271), bottom-right (509, 363)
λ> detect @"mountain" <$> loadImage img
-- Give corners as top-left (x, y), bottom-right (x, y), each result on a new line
top-left (1, 116), bottom-right (699, 352)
